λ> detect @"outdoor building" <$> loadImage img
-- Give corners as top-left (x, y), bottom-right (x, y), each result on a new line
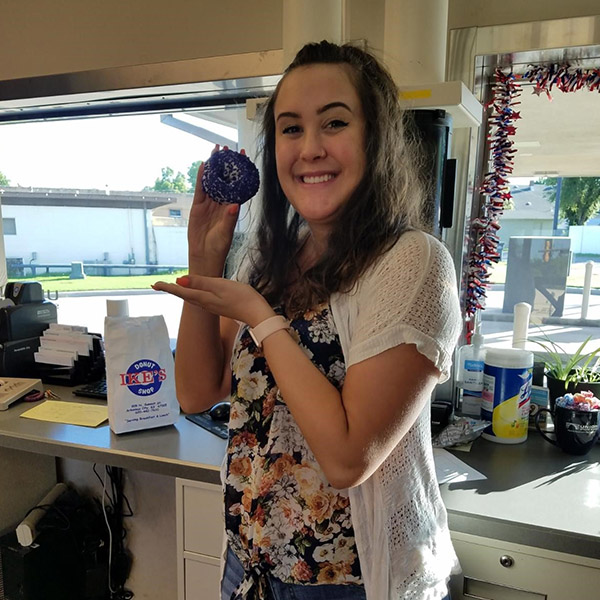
top-left (569, 223), bottom-right (600, 256)
top-left (0, 186), bottom-right (192, 275)
top-left (499, 183), bottom-right (600, 260)
top-left (499, 184), bottom-right (559, 251)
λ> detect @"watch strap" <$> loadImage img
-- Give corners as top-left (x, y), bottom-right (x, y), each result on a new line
top-left (249, 315), bottom-right (289, 347)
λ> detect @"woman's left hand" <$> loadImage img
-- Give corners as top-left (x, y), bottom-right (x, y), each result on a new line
top-left (152, 275), bottom-right (275, 327)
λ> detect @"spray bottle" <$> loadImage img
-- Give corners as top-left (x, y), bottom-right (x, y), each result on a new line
top-left (456, 320), bottom-right (486, 417)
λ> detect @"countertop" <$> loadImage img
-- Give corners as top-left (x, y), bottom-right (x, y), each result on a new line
top-left (441, 433), bottom-right (600, 559)
top-left (0, 387), bottom-right (598, 559)
top-left (0, 386), bottom-right (226, 483)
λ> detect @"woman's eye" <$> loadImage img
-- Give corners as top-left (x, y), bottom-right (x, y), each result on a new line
top-left (327, 119), bottom-right (349, 129)
top-left (282, 125), bottom-right (301, 135)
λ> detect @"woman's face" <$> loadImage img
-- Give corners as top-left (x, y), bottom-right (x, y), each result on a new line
top-left (273, 64), bottom-right (366, 234)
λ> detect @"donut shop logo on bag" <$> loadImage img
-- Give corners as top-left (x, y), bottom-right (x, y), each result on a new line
top-left (119, 360), bottom-right (166, 396)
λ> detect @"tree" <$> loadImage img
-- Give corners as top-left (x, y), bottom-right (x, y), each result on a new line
top-left (187, 160), bottom-right (203, 192)
top-left (147, 167), bottom-right (188, 193)
top-left (542, 177), bottom-right (600, 226)
top-left (0, 171), bottom-right (10, 186)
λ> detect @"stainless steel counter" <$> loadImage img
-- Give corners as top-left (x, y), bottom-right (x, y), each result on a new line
top-left (1, 387), bottom-right (599, 560)
top-left (0, 386), bottom-right (226, 483)
top-left (441, 434), bottom-right (600, 560)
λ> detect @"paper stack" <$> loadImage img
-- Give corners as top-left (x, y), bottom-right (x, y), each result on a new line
top-left (34, 324), bottom-right (92, 367)
top-left (34, 324), bottom-right (105, 385)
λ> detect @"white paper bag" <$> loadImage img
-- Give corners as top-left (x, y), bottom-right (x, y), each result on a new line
top-left (104, 315), bottom-right (179, 434)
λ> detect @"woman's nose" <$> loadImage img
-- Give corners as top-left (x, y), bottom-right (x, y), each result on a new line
top-left (299, 130), bottom-right (326, 160)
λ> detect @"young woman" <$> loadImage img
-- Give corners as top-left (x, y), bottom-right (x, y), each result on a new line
top-left (153, 41), bottom-right (461, 600)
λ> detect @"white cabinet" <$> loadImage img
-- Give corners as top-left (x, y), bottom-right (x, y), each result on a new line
top-left (176, 478), bottom-right (224, 600)
top-left (450, 531), bottom-right (600, 600)
top-left (184, 554), bottom-right (221, 600)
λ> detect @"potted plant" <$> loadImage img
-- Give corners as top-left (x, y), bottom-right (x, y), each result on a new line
top-left (532, 335), bottom-right (600, 410)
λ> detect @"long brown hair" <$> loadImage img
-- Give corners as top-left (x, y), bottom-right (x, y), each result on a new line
top-left (248, 41), bottom-right (425, 315)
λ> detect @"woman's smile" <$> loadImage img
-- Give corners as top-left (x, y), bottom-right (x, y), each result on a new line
top-left (297, 172), bottom-right (337, 185)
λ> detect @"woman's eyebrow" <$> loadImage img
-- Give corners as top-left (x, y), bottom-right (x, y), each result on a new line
top-left (275, 101), bottom-right (353, 122)
top-left (317, 101), bottom-right (352, 115)
top-left (276, 111), bottom-right (300, 122)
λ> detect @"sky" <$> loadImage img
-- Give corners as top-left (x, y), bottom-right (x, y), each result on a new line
top-left (0, 113), bottom-right (237, 192)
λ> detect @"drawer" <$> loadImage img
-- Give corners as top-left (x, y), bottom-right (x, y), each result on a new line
top-left (182, 482), bottom-right (224, 557)
top-left (451, 536), bottom-right (600, 600)
top-left (184, 554), bottom-right (220, 600)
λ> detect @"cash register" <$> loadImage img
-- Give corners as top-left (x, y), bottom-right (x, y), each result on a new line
top-left (0, 281), bottom-right (57, 378)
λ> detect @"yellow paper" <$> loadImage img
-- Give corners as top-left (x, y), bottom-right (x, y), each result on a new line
top-left (21, 400), bottom-right (108, 428)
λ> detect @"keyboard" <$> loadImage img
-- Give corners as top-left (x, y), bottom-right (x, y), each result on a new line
top-left (185, 412), bottom-right (228, 439)
top-left (73, 378), bottom-right (108, 400)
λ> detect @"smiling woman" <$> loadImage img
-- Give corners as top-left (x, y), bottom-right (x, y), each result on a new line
top-left (153, 40), bottom-right (459, 600)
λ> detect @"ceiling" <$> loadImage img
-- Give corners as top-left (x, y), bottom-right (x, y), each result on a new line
top-left (511, 84), bottom-right (600, 179)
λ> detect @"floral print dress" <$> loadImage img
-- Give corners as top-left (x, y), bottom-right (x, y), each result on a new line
top-left (224, 302), bottom-right (363, 596)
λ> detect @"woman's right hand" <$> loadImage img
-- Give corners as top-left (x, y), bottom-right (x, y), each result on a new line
top-left (188, 145), bottom-right (240, 276)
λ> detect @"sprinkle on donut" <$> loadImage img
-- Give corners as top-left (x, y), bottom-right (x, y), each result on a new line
top-left (201, 148), bottom-right (260, 205)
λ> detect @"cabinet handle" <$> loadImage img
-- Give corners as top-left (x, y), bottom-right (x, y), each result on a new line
top-left (499, 555), bottom-right (514, 568)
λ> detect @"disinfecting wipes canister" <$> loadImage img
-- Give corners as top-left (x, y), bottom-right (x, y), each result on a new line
top-left (482, 348), bottom-right (533, 444)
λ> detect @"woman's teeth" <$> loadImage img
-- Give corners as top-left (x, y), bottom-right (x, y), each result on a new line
top-left (302, 174), bottom-right (334, 184)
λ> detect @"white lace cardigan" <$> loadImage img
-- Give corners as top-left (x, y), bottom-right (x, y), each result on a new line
top-left (226, 229), bottom-right (462, 599)
top-left (329, 230), bottom-right (462, 600)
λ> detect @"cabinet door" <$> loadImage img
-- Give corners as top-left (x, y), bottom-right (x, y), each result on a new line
top-left (177, 479), bottom-right (225, 600)
top-left (183, 481), bottom-right (224, 557)
top-left (451, 535), bottom-right (600, 600)
top-left (184, 555), bottom-right (220, 600)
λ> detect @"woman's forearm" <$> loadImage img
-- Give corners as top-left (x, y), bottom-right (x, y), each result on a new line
top-left (173, 258), bottom-right (231, 413)
top-left (260, 330), bottom-right (356, 488)
top-left (261, 330), bottom-right (439, 489)
top-left (174, 302), bottom-right (230, 413)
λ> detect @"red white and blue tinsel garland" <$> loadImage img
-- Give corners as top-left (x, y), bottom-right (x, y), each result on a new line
top-left (464, 63), bottom-right (600, 322)
top-left (525, 64), bottom-right (600, 97)
top-left (465, 68), bottom-right (522, 318)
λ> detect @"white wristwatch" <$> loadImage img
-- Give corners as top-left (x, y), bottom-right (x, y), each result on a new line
top-left (249, 315), bottom-right (289, 347)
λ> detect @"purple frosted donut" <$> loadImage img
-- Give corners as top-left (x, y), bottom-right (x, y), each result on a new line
top-left (201, 149), bottom-right (260, 205)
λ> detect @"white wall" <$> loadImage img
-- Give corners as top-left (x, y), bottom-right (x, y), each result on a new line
top-left (2, 1), bottom-right (600, 83)
top-left (448, 0), bottom-right (600, 29)
top-left (0, 0), bottom-right (283, 80)
top-left (154, 227), bottom-right (189, 265)
top-left (569, 225), bottom-right (600, 255)
top-left (499, 220), bottom-right (555, 248)
top-left (3, 0), bottom-right (600, 83)
top-left (59, 458), bottom-right (177, 600)
top-left (3, 205), bottom-right (148, 266)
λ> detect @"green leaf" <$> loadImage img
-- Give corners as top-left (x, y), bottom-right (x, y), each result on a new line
top-left (530, 330), bottom-right (600, 384)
